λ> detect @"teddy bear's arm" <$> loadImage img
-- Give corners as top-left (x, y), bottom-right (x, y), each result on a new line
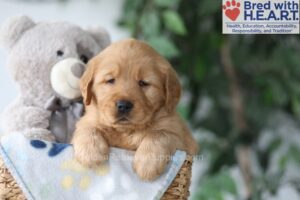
top-left (1, 101), bottom-right (55, 141)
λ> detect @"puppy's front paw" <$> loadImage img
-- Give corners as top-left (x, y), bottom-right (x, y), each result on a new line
top-left (133, 150), bottom-right (169, 181)
top-left (72, 132), bottom-right (109, 168)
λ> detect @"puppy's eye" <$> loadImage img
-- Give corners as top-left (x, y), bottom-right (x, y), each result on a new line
top-left (138, 80), bottom-right (149, 87)
top-left (106, 79), bottom-right (115, 84)
top-left (56, 50), bottom-right (64, 57)
top-left (80, 54), bottom-right (89, 64)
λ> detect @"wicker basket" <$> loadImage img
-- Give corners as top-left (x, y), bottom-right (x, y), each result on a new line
top-left (0, 155), bottom-right (193, 200)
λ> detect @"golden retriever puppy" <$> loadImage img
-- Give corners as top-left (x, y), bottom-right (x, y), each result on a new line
top-left (72, 39), bottom-right (198, 181)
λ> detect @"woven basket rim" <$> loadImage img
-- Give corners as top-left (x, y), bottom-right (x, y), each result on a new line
top-left (0, 155), bottom-right (193, 200)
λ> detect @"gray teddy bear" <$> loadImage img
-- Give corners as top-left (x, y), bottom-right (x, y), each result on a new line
top-left (0, 16), bottom-right (110, 142)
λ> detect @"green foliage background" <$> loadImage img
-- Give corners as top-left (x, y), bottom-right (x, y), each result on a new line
top-left (118, 0), bottom-right (300, 199)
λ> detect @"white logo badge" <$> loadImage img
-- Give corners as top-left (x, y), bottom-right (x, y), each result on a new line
top-left (223, 0), bottom-right (300, 34)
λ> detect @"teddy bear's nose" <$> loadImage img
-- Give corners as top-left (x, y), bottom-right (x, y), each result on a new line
top-left (71, 63), bottom-right (85, 78)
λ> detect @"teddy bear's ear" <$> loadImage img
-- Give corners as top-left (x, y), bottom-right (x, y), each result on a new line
top-left (0, 16), bottom-right (36, 50)
top-left (87, 27), bottom-right (111, 49)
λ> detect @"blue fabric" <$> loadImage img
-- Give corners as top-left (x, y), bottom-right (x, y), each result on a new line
top-left (0, 132), bottom-right (187, 200)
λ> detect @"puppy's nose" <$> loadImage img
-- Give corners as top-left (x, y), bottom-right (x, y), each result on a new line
top-left (116, 100), bottom-right (133, 114)
top-left (71, 63), bottom-right (85, 78)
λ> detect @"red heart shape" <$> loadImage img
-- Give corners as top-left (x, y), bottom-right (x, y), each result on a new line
top-left (225, 8), bottom-right (240, 21)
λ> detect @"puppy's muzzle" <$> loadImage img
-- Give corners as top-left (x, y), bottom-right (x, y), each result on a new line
top-left (116, 100), bottom-right (133, 114)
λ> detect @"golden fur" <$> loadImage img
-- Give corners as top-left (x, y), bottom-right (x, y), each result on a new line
top-left (72, 39), bottom-right (198, 181)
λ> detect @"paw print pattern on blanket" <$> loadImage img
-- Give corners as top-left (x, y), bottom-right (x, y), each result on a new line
top-left (30, 139), bottom-right (110, 190)
top-left (30, 140), bottom-right (70, 157)
top-left (60, 159), bottom-right (110, 190)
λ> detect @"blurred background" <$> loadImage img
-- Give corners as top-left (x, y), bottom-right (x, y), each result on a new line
top-left (1, 0), bottom-right (300, 199)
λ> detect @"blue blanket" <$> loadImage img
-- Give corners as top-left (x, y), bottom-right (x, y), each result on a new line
top-left (0, 132), bottom-right (186, 200)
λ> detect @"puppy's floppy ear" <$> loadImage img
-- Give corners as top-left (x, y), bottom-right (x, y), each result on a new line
top-left (165, 66), bottom-right (181, 113)
top-left (80, 60), bottom-right (95, 105)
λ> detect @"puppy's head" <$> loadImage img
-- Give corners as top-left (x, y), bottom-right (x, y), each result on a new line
top-left (81, 39), bottom-right (181, 128)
